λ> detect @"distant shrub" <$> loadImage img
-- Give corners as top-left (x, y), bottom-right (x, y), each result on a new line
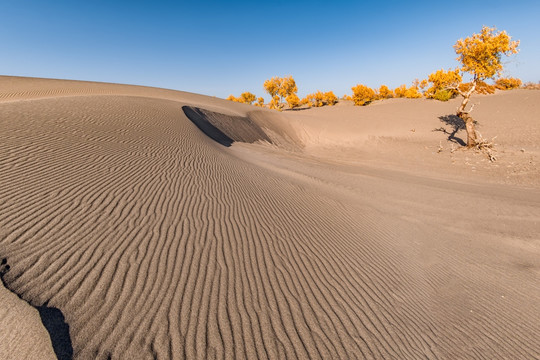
top-left (227, 92), bottom-right (257, 105)
top-left (286, 93), bottom-right (300, 109)
top-left (351, 84), bottom-right (376, 106)
top-left (432, 89), bottom-right (453, 101)
top-left (459, 80), bottom-right (495, 95)
top-left (522, 81), bottom-right (540, 90)
top-left (393, 84), bottom-right (407, 98)
top-left (240, 92), bottom-right (256, 104)
top-left (303, 91), bottom-right (325, 107)
top-left (425, 68), bottom-right (462, 99)
top-left (324, 91), bottom-right (338, 106)
top-left (393, 83), bottom-right (423, 99)
top-left (254, 97), bottom-right (265, 107)
top-left (404, 86), bottom-right (422, 98)
top-left (495, 77), bottom-right (522, 90)
top-left (378, 85), bottom-right (393, 99)
top-left (342, 94), bottom-right (353, 101)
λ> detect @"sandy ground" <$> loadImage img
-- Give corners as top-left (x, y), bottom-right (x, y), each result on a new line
top-left (0, 76), bottom-right (539, 359)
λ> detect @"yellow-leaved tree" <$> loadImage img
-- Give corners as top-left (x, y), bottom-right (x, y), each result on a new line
top-left (254, 97), bottom-right (265, 107)
top-left (452, 26), bottom-right (519, 147)
top-left (263, 76), bottom-right (298, 110)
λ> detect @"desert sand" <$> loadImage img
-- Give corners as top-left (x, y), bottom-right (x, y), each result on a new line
top-left (0, 75), bottom-right (539, 359)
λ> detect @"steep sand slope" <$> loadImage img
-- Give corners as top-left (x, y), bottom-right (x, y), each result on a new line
top-left (0, 76), bottom-right (539, 359)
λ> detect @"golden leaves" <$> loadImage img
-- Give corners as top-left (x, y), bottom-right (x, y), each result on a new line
top-left (454, 26), bottom-right (519, 80)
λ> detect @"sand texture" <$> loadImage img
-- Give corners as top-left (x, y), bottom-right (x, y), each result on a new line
top-left (0, 76), bottom-right (539, 359)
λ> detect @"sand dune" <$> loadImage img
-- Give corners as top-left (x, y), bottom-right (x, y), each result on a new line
top-left (0, 76), bottom-right (539, 359)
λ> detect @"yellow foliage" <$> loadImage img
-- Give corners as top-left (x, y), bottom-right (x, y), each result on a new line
top-left (240, 92), bottom-right (256, 104)
top-left (303, 91), bottom-right (338, 108)
top-left (425, 68), bottom-right (462, 99)
top-left (378, 85), bottom-right (393, 99)
top-left (324, 91), bottom-right (338, 106)
top-left (393, 85), bottom-right (407, 98)
top-left (351, 84), bottom-right (376, 106)
top-left (460, 80), bottom-right (495, 95)
top-left (254, 97), bottom-right (265, 107)
top-left (495, 77), bottom-right (522, 90)
top-left (286, 93), bottom-right (300, 109)
top-left (454, 26), bottom-right (519, 81)
top-left (304, 91), bottom-right (325, 107)
top-left (263, 78), bottom-right (280, 98)
top-left (342, 94), bottom-right (353, 101)
top-left (269, 96), bottom-right (281, 110)
top-left (264, 76), bottom-right (298, 110)
top-left (227, 92), bottom-right (257, 105)
top-left (404, 86), bottom-right (422, 98)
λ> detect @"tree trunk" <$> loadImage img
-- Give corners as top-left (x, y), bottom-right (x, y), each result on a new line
top-left (458, 111), bottom-right (478, 147)
top-left (456, 80), bottom-right (478, 147)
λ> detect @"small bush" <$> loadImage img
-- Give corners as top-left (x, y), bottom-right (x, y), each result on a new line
top-left (425, 68), bottom-right (461, 99)
top-left (495, 77), bottom-right (522, 90)
top-left (286, 93), bottom-right (300, 109)
top-left (254, 97), bottom-right (265, 107)
top-left (324, 91), bottom-right (338, 106)
top-left (393, 84), bottom-right (407, 98)
top-left (351, 84), bottom-right (376, 106)
top-left (522, 81), bottom-right (540, 90)
top-left (432, 89), bottom-right (453, 101)
top-left (303, 91), bottom-right (325, 107)
top-left (404, 86), bottom-right (422, 98)
top-left (227, 92), bottom-right (257, 105)
top-left (378, 85), bottom-right (393, 99)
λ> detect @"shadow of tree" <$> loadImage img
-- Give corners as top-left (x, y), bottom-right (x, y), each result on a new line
top-left (433, 114), bottom-right (467, 146)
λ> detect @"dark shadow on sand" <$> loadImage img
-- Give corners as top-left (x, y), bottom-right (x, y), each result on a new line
top-left (1, 257), bottom-right (73, 360)
top-left (37, 303), bottom-right (73, 360)
top-left (433, 114), bottom-right (467, 146)
top-left (182, 106), bottom-right (272, 147)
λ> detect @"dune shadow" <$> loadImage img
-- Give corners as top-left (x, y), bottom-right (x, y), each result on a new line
top-left (37, 303), bottom-right (73, 360)
top-left (434, 114), bottom-right (467, 146)
top-left (182, 106), bottom-right (234, 146)
top-left (182, 106), bottom-right (272, 147)
top-left (1, 257), bottom-right (73, 360)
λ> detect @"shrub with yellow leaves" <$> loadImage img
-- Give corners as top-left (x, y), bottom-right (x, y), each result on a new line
top-left (240, 92), bottom-right (256, 104)
top-left (377, 85), bottom-right (393, 99)
top-left (303, 91), bottom-right (325, 107)
top-left (324, 91), bottom-right (338, 106)
top-left (393, 85), bottom-right (407, 98)
top-left (424, 69), bottom-right (462, 100)
top-left (227, 92), bottom-right (257, 105)
top-left (495, 77), bottom-right (522, 90)
top-left (351, 84), bottom-right (376, 106)
top-left (286, 93), bottom-right (300, 109)
top-left (254, 97), bottom-right (265, 107)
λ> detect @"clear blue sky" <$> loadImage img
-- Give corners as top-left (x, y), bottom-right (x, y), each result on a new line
top-left (1, 0), bottom-right (539, 99)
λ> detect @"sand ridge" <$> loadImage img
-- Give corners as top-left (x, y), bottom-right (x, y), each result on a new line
top-left (0, 76), bottom-right (539, 359)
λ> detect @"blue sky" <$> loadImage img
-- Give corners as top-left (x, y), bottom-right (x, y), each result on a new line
top-left (1, 1), bottom-right (539, 99)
